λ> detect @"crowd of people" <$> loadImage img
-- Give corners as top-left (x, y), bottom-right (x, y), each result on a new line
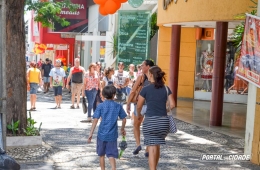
top-left (26, 58), bottom-right (175, 170)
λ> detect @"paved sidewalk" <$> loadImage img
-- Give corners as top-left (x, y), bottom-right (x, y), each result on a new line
top-left (18, 89), bottom-right (260, 169)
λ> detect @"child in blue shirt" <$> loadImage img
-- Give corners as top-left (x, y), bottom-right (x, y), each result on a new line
top-left (88, 85), bottom-right (127, 170)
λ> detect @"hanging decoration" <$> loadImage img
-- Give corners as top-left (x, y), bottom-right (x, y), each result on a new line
top-left (128, 0), bottom-right (143, 8)
top-left (94, 0), bottom-right (126, 16)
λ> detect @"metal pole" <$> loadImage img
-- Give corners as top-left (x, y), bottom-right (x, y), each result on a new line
top-left (0, 0), bottom-right (7, 150)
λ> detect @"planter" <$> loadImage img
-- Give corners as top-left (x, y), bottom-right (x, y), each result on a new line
top-left (7, 136), bottom-right (42, 147)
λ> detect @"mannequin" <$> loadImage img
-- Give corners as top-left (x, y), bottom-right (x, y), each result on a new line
top-left (199, 43), bottom-right (214, 91)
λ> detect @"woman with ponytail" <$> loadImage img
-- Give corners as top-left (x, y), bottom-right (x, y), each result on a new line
top-left (136, 66), bottom-right (175, 170)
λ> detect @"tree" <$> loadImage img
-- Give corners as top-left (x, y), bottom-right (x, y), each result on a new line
top-left (3, 0), bottom-right (74, 136)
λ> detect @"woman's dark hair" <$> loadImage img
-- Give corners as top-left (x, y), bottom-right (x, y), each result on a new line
top-left (102, 85), bottom-right (116, 99)
top-left (149, 66), bottom-right (166, 88)
top-left (104, 67), bottom-right (114, 77)
top-left (144, 60), bottom-right (155, 67)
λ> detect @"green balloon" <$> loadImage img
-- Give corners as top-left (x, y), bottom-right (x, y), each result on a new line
top-left (128, 0), bottom-right (144, 8)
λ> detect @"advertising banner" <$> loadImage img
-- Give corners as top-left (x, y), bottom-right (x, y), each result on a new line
top-left (52, 0), bottom-right (88, 32)
top-left (117, 11), bottom-right (151, 67)
top-left (238, 14), bottom-right (260, 87)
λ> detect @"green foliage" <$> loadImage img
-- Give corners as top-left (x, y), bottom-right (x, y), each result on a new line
top-left (7, 119), bottom-right (20, 136)
top-left (25, 0), bottom-right (76, 29)
top-left (230, 0), bottom-right (257, 53)
top-left (23, 112), bottom-right (42, 136)
top-left (150, 13), bottom-right (159, 40)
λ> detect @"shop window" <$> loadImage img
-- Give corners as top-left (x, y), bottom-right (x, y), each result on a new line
top-left (194, 40), bottom-right (248, 95)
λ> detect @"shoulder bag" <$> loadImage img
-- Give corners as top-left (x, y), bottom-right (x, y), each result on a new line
top-left (165, 85), bottom-right (177, 134)
top-left (130, 74), bottom-right (144, 104)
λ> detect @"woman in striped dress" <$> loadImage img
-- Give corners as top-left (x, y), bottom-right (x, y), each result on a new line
top-left (136, 66), bottom-right (175, 170)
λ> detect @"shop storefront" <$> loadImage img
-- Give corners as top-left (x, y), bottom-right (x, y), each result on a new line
top-left (157, 0), bottom-right (259, 165)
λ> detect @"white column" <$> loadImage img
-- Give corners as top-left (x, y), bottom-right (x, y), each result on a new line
top-left (92, 28), bottom-right (100, 63)
top-left (244, 83), bottom-right (256, 155)
top-left (83, 41), bottom-right (91, 69)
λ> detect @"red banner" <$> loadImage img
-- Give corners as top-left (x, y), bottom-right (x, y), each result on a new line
top-left (59, 0), bottom-right (87, 20)
top-left (238, 14), bottom-right (260, 87)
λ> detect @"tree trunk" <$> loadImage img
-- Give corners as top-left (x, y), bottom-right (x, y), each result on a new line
top-left (5, 0), bottom-right (27, 135)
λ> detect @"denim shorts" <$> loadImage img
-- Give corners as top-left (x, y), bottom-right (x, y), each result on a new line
top-left (96, 137), bottom-right (118, 158)
top-left (133, 104), bottom-right (147, 116)
top-left (53, 86), bottom-right (62, 96)
top-left (43, 77), bottom-right (50, 83)
top-left (30, 83), bottom-right (38, 94)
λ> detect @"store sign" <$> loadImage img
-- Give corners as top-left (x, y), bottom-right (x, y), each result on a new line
top-left (163, 0), bottom-right (188, 10)
top-left (59, 0), bottom-right (87, 20)
top-left (117, 11), bottom-right (150, 66)
top-left (237, 14), bottom-right (260, 87)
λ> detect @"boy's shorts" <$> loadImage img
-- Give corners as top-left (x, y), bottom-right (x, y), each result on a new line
top-left (97, 137), bottom-right (118, 158)
top-left (53, 86), bottom-right (62, 96)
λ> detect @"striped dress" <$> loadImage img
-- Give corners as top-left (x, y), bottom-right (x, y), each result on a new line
top-left (143, 116), bottom-right (169, 145)
top-left (139, 84), bottom-right (171, 146)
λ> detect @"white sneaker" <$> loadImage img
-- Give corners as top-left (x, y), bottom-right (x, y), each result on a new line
top-left (87, 117), bottom-right (92, 122)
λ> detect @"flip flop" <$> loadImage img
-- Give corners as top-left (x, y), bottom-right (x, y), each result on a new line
top-left (70, 105), bottom-right (75, 109)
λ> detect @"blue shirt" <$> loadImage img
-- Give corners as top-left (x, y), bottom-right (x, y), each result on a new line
top-left (93, 100), bottom-right (127, 142)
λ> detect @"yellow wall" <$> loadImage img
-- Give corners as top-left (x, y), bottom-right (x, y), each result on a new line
top-left (158, 27), bottom-right (196, 98)
top-left (158, 0), bottom-right (253, 26)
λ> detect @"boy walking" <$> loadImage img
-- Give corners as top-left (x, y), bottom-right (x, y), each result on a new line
top-left (88, 85), bottom-right (127, 170)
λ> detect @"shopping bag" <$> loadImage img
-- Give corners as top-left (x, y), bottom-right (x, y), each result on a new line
top-left (118, 136), bottom-right (127, 159)
top-left (82, 97), bottom-right (88, 114)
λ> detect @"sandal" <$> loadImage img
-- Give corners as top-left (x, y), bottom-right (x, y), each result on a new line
top-left (58, 106), bottom-right (61, 109)
top-left (133, 145), bottom-right (142, 155)
top-left (33, 107), bottom-right (36, 110)
top-left (70, 105), bottom-right (75, 109)
top-left (76, 105), bottom-right (80, 109)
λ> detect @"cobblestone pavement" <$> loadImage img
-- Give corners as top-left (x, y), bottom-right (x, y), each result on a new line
top-left (17, 89), bottom-right (260, 169)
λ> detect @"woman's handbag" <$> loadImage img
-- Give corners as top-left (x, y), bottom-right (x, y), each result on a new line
top-left (130, 74), bottom-right (144, 103)
top-left (165, 85), bottom-right (177, 134)
top-left (82, 97), bottom-right (88, 114)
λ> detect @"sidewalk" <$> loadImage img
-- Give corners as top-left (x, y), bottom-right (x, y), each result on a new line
top-left (17, 89), bottom-right (259, 169)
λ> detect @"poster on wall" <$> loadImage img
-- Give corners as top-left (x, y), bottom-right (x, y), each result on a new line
top-left (237, 14), bottom-right (260, 87)
top-left (117, 11), bottom-right (151, 67)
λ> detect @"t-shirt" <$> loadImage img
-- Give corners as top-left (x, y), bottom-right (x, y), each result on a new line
top-left (42, 63), bottom-right (52, 77)
top-left (140, 84), bottom-right (172, 117)
top-left (49, 67), bottom-right (66, 86)
top-left (103, 76), bottom-right (114, 86)
top-left (93, 100), bottom-right (127, 141)
top-left (71, 66), bottom-right (84, 83)
top-left (114, 70), bottom-right (128, 86)
top-left (27, 68), bottom-right (41, 84)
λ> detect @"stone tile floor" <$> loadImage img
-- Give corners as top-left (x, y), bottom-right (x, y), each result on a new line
top-left (16, 89), bottom-right (260, 169)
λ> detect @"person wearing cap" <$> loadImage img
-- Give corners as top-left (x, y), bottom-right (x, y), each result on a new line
top-left (41, 58), bottom-right (52, 93)
top-left (49, 59), bottom-right (66, 109)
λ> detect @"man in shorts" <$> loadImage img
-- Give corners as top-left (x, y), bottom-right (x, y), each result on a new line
top-left (42, 58), bottom-right (52, 93)
top-left (66, 58), bottom-right (86, 109)
top-left (49, 59), bottom-right (66, 109)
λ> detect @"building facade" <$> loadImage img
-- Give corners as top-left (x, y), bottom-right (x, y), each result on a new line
top-left (156, 0), bottom-right (260, 165)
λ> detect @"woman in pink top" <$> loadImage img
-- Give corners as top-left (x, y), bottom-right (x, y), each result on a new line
top-left (83, 63), bottom-right (100, 122)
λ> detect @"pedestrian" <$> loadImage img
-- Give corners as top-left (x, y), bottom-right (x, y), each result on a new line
top-left (102, 67), bottom-right (115, 87)
top-left (49, 59), bottom-right (66, 109)
top-left (93, 61), bottom-right (104, 111)
top-left (136, 64), bottom-right (142, 77)
top-left (37, 58), bottom-right (42, 69)
top-left (114, 62), bottom-right (129, 105)
top-left (137, 66), bottom-right (175, 169)
top-left (87, 85), bottom-right (127, 170)
top-left (41, 58), bottom-right (52, 93)
top-left (83, 63), bottom-right (100, 122)
top-left (66, 63), bottom-right (72, 93)
top-left (27, 61), bottom-right (42, 111)
top-left (126, 60), bottom-right (154, 156)
top-left (66, 58), bottom-right (86, 109)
